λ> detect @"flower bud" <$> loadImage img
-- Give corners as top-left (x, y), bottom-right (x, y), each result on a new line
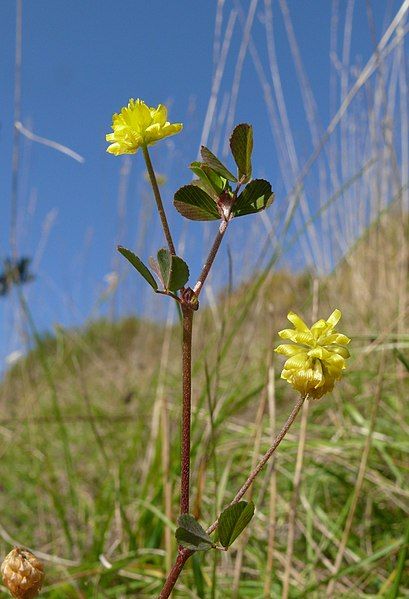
top-left (1, 547), bottom-right (44, 599)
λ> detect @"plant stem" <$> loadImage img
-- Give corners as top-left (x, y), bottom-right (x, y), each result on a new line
top-left (206, 393), bottom-right (306, 534)
top-left (158, 548), bottom-right (192, 599)
top-left (142, 144), bottom-right (176, 255)
top-left (157, 393), bottom-right (306, 597)
top-left (156, 289), bottom-right (182, 304)
top-left (156, 291), bottom-right (193, 599)
top-left (180, 305), bottom-right (194, 514)
top-left (194, 220), bottom-right (228, 297)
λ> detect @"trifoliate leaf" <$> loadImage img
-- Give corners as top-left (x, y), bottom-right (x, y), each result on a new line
top-left (118, 246), bottom-right (158, 290)
top-left (200, 146), bottom-right (237, 182)
top-left (175, 514), bottom-right (214, 552)
top-left (218, 501), bottom-right (255, 548)
top-left (174, 185), bottom-right (220, 221)
top-left (232, 179), bottom-right (274, 217)
top-left (230, 123), bottom-right (253, 183)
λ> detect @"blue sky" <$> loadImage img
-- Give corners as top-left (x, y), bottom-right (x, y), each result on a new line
top-left (0, 0), bottom-right (405, 366)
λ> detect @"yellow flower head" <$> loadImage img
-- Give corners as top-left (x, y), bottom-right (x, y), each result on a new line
top-left (274, 309), bottom-right (350, 399)
top-left (106, 99), bottom-right (183, 156)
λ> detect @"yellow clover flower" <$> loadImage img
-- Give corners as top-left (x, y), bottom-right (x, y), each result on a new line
top-left (275, 309), bottom-right (350, 399)
top-left (106, 99), bottom-right (183, 156)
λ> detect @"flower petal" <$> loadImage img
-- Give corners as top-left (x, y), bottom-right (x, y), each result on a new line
top-left (320, 333), bottom-right (350, 345)
top-left (131, 99), bottom-right (152, 130)
top-left (151, 104), bottom-right (168, 126)
top-left (326, 309), bottom-right (342, 328)
top-left (106, 142), bottom-right (137, 156)
top-left (287, 311), bottom-right (310, 331)
top-left (310, 319), bottom-right (330, 338)
top-left (278, 329), bottom-right (315, 346)
top-left (282, 353), bottom-right (310, 371)
top-left (329, 346), bottom-right (350, 359)
top-left (159, 123), bottom-right (183, 137)
top-left (275, 345), bottom-right (307, 357)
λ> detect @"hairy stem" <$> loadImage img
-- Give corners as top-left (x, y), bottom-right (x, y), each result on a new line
top-left (158, 548), bottom-right (192, 599)
top-left (142, 144), bottom-right (176, 255)
top-left (180, 306), bottom-right (194, 514)
top-left (157, 307), bottom-right (193, 599)
top-left (194, 220), bottom-right (229, 297)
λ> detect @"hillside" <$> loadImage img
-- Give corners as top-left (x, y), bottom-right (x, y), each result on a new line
top-left (0, 213), bottom-right (408, 598)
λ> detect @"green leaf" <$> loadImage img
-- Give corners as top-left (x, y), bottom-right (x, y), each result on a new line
top-left (229, 123), bottom-right (253, 182)
top-left (189, 162), bottom-right (219, 198)
top-left (175, 514), bottom-right (214, 552)
top-left (218, 501), bottom-right (255, 548)
top-left (200, 146), bottom-right (237, 182)
top-left (189, 177), bottom-right (218, 200)
top-left (157, 249), bottom-right (189, 292)
top-left (117, 246), bottom-right (158, 290)
top-left (174, 185), bottom-right (220, 221)
top-left (189, 162), bottom-right (227, 197)
top-left (169, 256), bottom-right (189, 292)
top-left (232, 179), bottom-right (274, 217)
top-left (157, 248), bottom-right (172, 289)
top-left (202, 166), bottom-right (227, 195)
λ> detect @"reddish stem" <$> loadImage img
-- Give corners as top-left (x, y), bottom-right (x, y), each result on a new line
top-left (207, 394), bottom-right (306, 534)
top-left (193, 221), bottom-right (228, 297)
top-left (180, 305), bottom-right (193, 514)
top-left (158, 549), bottom-right (192, 599)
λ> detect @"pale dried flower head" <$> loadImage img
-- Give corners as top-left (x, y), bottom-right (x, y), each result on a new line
top-left (1, 547), bottom-right (44, 599)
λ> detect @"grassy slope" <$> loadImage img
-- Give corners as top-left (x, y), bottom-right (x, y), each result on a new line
top-left (0, 221), bottom-right (408, 598)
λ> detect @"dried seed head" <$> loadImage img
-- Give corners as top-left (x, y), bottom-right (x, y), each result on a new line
top-left (1, 547), bottom-right (44, 599)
